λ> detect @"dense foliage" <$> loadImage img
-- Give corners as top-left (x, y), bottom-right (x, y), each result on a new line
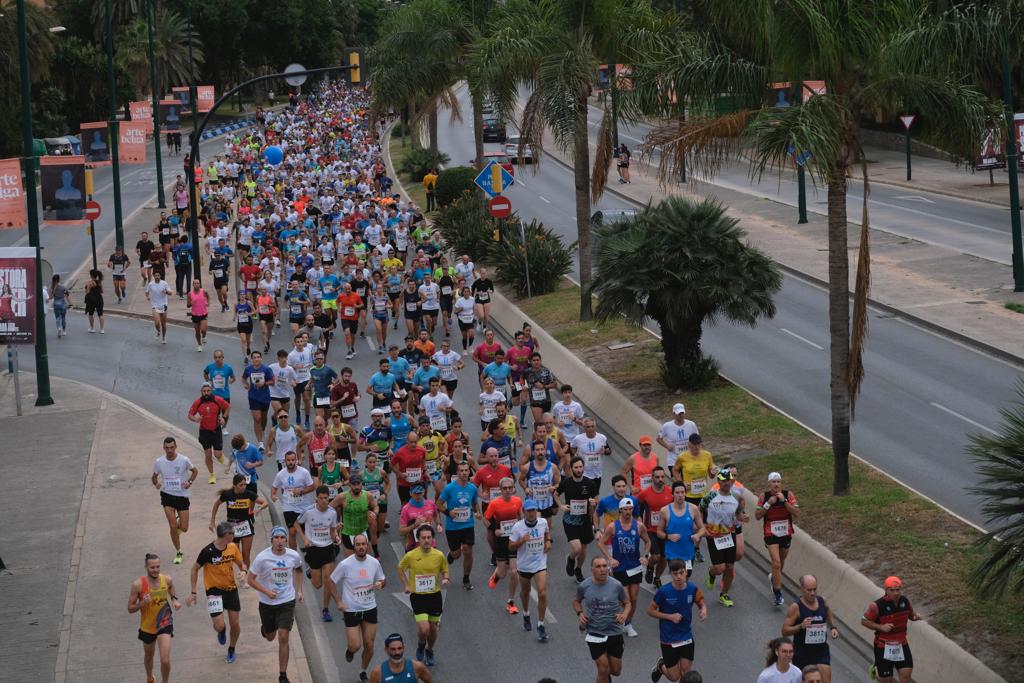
top-left (434, 166), bottom-right (477, 207)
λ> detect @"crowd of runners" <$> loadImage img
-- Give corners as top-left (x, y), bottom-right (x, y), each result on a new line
top-left (131, 82), bottom-right (923, 683)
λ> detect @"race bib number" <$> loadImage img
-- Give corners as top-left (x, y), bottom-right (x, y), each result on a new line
top-left (271, 567), bottom-right (291, 586)
top-left (233, 520), bottom-right (251, 537)
top-left (626, 565), bottom-right (643, 577)
top-left (584, 633), bottom-right (608, 644)
top-left (352, 584), bottom-right (373, 602)
top-left (525, 538), bottom-right (544, 553)
top-left (206, 595), bottom-right (224, 614)
top-left (429, 413), bottom-right (447, 431)
top-left (405, 468), bottom-right (422, 484)
top-left (477, 292), bottom-right (489, 302)
top-left (343, 306), bottom-right (356, 317)
top-left (689, 480), bottom-right (707, 495)
top-left (113, 263), bottom-right (125, 274)
top-left (414, 574), bottom-right (436, 592)
top-left (212, 375), bottom-right (226, 389)
top-left (315, 396), bottom-right (330, 407)
top-left (451, 507), bottom-right (471, 523)
top-left (440, 366), bottom-right (456, 380)
top-left (639, 474), bottom-right (652, 490)
top-left (291, 304), bottom-right (303, 315)
top-left (559, 412), bottom-right (572, 425)
top-left (213, 268), bottom-right (224, 278)
top-left (669, 638), bottom-right (693, 648)
top-left (488, 487), bottom-right (501, 500)
top-left (883, 643), bottom-right (905, 662)
top-left (499, 519), bottom-right (515, 537)
top-left (335, 403), bottom-right (354, 418)
top-left (805, 624), bottom-right (827, 645)
top-left (531, 388), bottom-right (546, 402)
top-left (713, 534), bottom-right (735, 550)
top-left (482, 406), bottom-right (497, 421)
top-left (312, 449), bottom-right (325, 464)
top-left (163, 476), bottom-right (183, 494)
top-left (310, 526), bottom-right (331, 545)
top-left (259, 305), bottom-right (270, 314)
top-left (284, 490), bottom-right (301, 506)
top-left (425, 459), bottom-right (438, 475)
top-left (406, 302), bottom-right (418, 312)
top-left (650, 510), bottom-right (660, 526)
top-left (770, 520), bottom-right (790, 537)
top-left (570, 499), bottom-right (588, 516)
top-left (250, 372), bottom-right (264, 384)
top-left (238, 313), bottom-right (250, 323)
top-left (585, 454), bottom-right (601, 470)
top-left (441, 286), bottom-right (452, 295)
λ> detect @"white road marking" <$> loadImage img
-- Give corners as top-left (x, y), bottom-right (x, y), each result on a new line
top-left (893, 194), bottom-right (936, 204)
top-left (929, 402), bottom-right (998, 435)
top-left (780, 328), bottom-right (824, 350)
top-left (846, 192), bottom-right (1008, 236)
top-left (539, 195), bottom-right (551, 204)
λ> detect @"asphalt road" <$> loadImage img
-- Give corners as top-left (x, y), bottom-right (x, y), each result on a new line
top-left (438, 88), bottom-right (1021, 529)
top-left (22, 313), bottom-right (868, 683)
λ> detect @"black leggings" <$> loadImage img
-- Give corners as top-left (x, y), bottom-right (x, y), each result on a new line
top-left (174, 262), bottom-right (192, 296)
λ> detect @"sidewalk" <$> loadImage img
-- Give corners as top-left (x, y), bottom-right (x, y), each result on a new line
top-left (0, 372), bottom-right (312, 683)
top-left (546, 134), bottom-right (1024, 362)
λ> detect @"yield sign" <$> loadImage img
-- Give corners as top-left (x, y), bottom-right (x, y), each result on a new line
top-left (84, 200), bottom-right (102, 221)
top-left (899, 114), bottom-right (917, 130)
top-left (474, 160), bottom-right (514, 198)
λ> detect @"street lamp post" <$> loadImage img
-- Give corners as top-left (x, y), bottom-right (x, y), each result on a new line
top-left (16, 0), bottom-right (54, 406)
top-left (147, 0), bottom-right (165, 208)
top-left (185, 12), bottom-right (203, 282)
top-left (104, 0), bottom-right (125, 248)
top-left (1002, 51), bottom-right (1024, 292)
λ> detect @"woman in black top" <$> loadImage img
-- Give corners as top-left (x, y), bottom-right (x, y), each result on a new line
top-left (84, 269), bottom-right (105, 334)
top-left (210, 474), bottom-right (267, 566)
top-left (471, 267), bottom-right (495, 330)
top-left (402, 279), bottom-right (422, 337)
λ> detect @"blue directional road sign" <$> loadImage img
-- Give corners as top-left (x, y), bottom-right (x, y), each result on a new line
top-left (474, 160), bottom-right (514, 198)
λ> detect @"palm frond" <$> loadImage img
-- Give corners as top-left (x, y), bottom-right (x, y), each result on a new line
top-left (590, 106), bottom-right (615, 203)
top-left (641, 110), bottom-right (753, 187)
top-left (847, 160), bottom-right (871, 418)
top-left (518, 89), bottom-right (545, 168)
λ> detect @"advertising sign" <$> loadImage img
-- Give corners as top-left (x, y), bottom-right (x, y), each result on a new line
top-left (0, 247), bottom-right (37, 345)
top-left (0, 158), bottom-right (27, 230)
top-left (159, 99), bottom-right (182, 133)
top-left (197, 85), bottom-right (215, 112)
top-left (975, 128), bottom-right (1006, 171)
top-left (172, 85), bottom-right (191, 109)
top-left (129, 100), bottom-right (154, 132)
top-left (119, 122), bottom-right (148, 164)
top-left (80, 121), bottom-right (111, 166)
top-left (40, 156), bottom-right (86, 224)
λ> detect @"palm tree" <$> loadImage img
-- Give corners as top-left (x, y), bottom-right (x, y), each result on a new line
top-left (471, 0), bottom-right (667, 321)
top-left (590, 196), bottom-right (780, 388)
top-left (967, 381), bottom-right (1024, 598)
top-left (0, 0), bottom-right (59, 85)
top-left (115, 7), bottom-right (203, 99)
top-left (624, 0), bottom-right (999, 494)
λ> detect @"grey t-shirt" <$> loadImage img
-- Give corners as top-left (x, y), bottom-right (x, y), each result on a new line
top-left (576, 577), bottom-right (626, 637)
top-left (297, 324), bottom-right (325, 349)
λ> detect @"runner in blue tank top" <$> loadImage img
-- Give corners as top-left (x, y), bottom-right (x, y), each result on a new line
top-left (371, 633), bottom-right (430, 682)
top-left (597, 498), bottom-right (650, 638)
top-left (657, 481), bottom-right (707, 566)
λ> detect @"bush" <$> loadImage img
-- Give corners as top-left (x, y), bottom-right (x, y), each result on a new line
top-left (488, 218), bottom-right (575, 297)
top-left (433, 191), bottom-right (493, 260)
top-left (434, 166), bottom-right (478, 208)
top-left (398, 147), bottom-right (450, 182)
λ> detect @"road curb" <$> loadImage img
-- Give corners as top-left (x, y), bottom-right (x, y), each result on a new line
top-left (487, 289), bottom-right (1006, 683)
top-left (545, 151), bottom-right (1024, 368)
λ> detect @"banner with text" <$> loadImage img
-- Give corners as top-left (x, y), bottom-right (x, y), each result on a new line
top-left (40, 156), bottom-right (86, 224)
top-left (119, 121), bottom-right (148, 164)
top-left (975, 128), bottom-right (1006, 171)
top-left (0, 247), bottom-right (37, 345)
top-left (0, 158), bottom-right (27, 230)
top-left (159, 99), bottom-right (182, 133)
top-left (129, 100), bottom-right (154, 132)
top-left (197, 85), bottom-right (215, 112)
top-left (81, 121), bottom-right (111, 166)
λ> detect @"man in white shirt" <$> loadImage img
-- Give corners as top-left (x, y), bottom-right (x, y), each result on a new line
top-left (152, 436), bottom-right (198, 566)
top-left (248, 526), bottom-right (304, 683)
top-left (329, 534), bottom-right (386, 679)
top-left (569, 418), bottom-right (611, 487)
top-left (144, 271), bottom-right (173, 343)
top-left (454, 255), bottom-right (475, 288)
top-left (508, 501), bottom-right (552, 642)
top-left (656, 403), bottom-right (700, 470)
top-left (271, 451), bottom-right (316, 550)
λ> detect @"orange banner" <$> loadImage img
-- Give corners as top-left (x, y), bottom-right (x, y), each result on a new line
top-left (129, 101), bottom-right (153, 132)
top-left (0, 158), bottom-right (27, 230)
top-left (198, 85), bottom-right (215, 112)
top-left (119, 122), bottom-right (148, 164)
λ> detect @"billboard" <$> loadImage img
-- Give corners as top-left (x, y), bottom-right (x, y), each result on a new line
top-left (769, 81), bottom-right (827, 108)
top-left (159, 99), bottom-right (182, 133)
top-left (0, 158), bottom-right (27, 230)
top-left (40, 156), bottom-right (86, 224)
top-left (172, 85), bottom-right (191, 109)
top-left (197, 85), bottom-right (215, 112)
top-left (81, 121), bottom-right (111, 166)
top-left (129, 100), bottom-right (154, 132)
top-left (119, 122), bottom-right (148, 164)
top-left (975, 128), bottom-right (1006, 171)
top-left (0, 247), bottom-right (37, 345)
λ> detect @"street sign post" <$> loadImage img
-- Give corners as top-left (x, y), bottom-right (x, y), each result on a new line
top-left (900, 114), bottom-right (917, 181)
top-left (474, 160), bottom-right (514, 198)
top-left (85, 199), bottom-right (101, 270)
top-left (489, 195), bottom-right (512, 218)
top-left (84, 200), bottom-right (101, 221)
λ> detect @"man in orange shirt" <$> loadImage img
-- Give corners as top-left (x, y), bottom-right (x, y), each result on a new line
top-left (336, 282), bottom-right (364, 361)
top-left (413, 328), bottom-right (436, 358)
top-left (483, 477), bottom-right (523, 614)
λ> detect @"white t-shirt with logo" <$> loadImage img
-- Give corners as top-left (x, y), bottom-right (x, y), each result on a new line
top-left (251, 547), bottom-right (304, 605)
top-left (329, 554), bottom-right (385, 612)
top-left (146, 281), bottom-right (172, 310)
top-left (153, 454), bottom-right (194, 498)
top-left (509, 517), bottom-right (549, 574)
top-left (570, 432), bottom-right (609, 480)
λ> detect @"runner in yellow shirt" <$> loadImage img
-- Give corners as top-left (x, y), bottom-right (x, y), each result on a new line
top-left (672, 434), bottom-right (718, 563)
top-left (397, 525), bottom-right (450, 666)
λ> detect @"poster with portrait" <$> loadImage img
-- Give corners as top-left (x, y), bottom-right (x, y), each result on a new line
top-left (0, 247), bottom-right (37, 344)
top-left (197, 85), bottom-right (215, 113)
top-left (159, 99), bottom-right (182, 133)
top-left (129, 100), bottom-right (153, 132)
top-left (81, 121), bottom-right (111, 166)
top-left (40, 156), bottom-right (86, 224)
top-left (975, 128), bottom-right (1006, 171)
top-left (0, 158), bottom-right (27, 230)
top-left (119, 121), bottom-right (148, 164)
top-left (172, 85), bottom-right (191, 109)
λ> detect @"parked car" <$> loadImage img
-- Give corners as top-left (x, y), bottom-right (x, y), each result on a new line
top-left (483, 151), bottom-right (515, 178)
top-left (482, 116), bottom-right (506, 142)
top-left (504, 135), bottom-right (535, 164)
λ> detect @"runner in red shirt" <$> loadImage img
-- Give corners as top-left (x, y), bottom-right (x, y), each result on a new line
top-left (336, 282), bottom-right (364, 360)
top-left (187, 383), bottom-right (231, 484)
top-left (636, 466), bottom-right (675, 586)
top-left (472, 328), bottom-right (502, 389)
top-left (238, 256), bottom-right (261, 298)
top-left (391, 440), bottom-right (427, 505)
top-left (483, 480), bottom-right (523, 614)
top-left (505, 331), bottom-right (533, 427)
top-left (472, 447), bottom-right (514, 569)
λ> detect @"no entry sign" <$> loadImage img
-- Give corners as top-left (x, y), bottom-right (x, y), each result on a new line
top-left (84, 201), bottom-right (102, 221)
top-left (489, 195), bottom-right (512, 218)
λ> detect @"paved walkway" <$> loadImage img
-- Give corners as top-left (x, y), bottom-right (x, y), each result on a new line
top-left (0, 372), bottom-right (312, 683)
top-left (546, 134), bottom-right (1024, 361)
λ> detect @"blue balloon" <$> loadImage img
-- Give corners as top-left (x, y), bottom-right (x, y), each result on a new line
top-left (263, 145), bottom-right (283, 165)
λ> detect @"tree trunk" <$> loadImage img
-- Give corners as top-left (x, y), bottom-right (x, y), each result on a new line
top-left (659, 320), bottom-right (703, 389)
top-left (574, 92), bottom-right (594, 321)
top-left (408, 99), bottom-right (419, 149)
top-left (827, 168), bottom-right (852, 496)
top-left (428, 104), bottom-right (439, 157)
top-left (400, 107), bottom-right (408, 149)
top-left (472, 89), bottom-right (485, 170)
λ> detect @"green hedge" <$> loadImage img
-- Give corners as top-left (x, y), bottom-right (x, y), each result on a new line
top-left (398, 148), bottom-right (450, 183)
top-left (434, 166), bottom-right (478, 208)
top-left (490, 219), bottom-right (575, 297)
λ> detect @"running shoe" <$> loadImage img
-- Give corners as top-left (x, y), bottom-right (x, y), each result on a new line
top-left (565, 554), bottom-right (575, 577)
top-left (705, 571), bottom-right (715, 589)
top-left (625, 622), bottom-right (639, 638)
top-left (645, 566), bottom-right (654, 584)
top-left (651, 658), bottom-right (665, 682)
top-left (345, 649), bottom-right (354, 663)
top-left (173, 550), bottom-right (183, 564)
top-left (161, 336), bottom-right (167, 344)
top-left (209, 473), bottom-right (217, 484)
top-left (719, 593), bottom-right (734, 607)
top-left (489, 553), bottom-right (496, 567)
top-left (322, 607), bottom-right (333, 622)
top-left (522, 614), bottom-right (532, 631)
top-left (774, 592), bottom-right (785, 607)
top-left (488, 573), bottom-right (498, 589)
top-left (869, 664), bottom-right (878, 680)
top-left (359, 673), bottom-right (368, 682)
top-left (462, 576), bottom-right (474, 591)
top-left (506, 600), bottom-right (519, 615)
top-left (345, 351), bottom-right (354, 360)
top-left (536, 624), bottom-right (549, 643)
top-left (197, 344), bottom-right (203, 352)
top-left (415, 646), bottom-right (424, 662)
top-left (225, 650), bottom-right (236, 664)
top-left (217, 628), bottom-right (226, 646)
top-left (424, 651), bottom-right (435, 667)
top-left (88, 327), bottom-right (95, 334)
top-left (653, 577), bottom-right (662, 588)
top-left (695, 548), bottom-right (704, 563)
top-left (574, 567), bottom-right (584, 583)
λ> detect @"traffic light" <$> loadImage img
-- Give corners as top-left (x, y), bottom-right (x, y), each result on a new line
top-left (344, 48), bottom-right (365, 86)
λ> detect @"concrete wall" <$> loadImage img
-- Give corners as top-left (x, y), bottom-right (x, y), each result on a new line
top-left (489, 289), bottom-right (1005, 683)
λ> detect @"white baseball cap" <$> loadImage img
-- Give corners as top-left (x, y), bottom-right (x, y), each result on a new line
top-left (768, 471), bottom-right (782, 482)
top-left (618, 497), bottom-right (634, 510)
top-left (672, 403), bottom-right (686, 415)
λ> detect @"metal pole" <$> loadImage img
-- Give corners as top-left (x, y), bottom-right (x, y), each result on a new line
top-left (12, 348), bottom-right (22, 416)
top-left (89, 193), bottom-right (97, 271)
top-left (16, 0), bottom-right (53, 406)
top-left (795, 80), bottom-right (808, 224)
top-left (147, 0), bottom-right (165, 208)
top-left (905, 128), bottom-right (912, 182)
top-left (106, 0), bottom-right (124, 249)
top-left (186, 13), bottom-right (203, 283)
top-left (609, 64), bottom-right (620, 149)
top-left (1003, 50), bottom-right (1024, 291)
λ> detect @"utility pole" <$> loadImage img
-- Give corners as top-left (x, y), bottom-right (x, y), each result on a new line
top-left (1003, 51), bottom-right (1024, 291)
top-left (16, 0), bottom-right (54, 406)
top-left (186, 12), bottom-right (203, 282)
top-left (105, 0), bottom-right (125, 248)
top-left (147, 0), bottom-right (165, 208)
